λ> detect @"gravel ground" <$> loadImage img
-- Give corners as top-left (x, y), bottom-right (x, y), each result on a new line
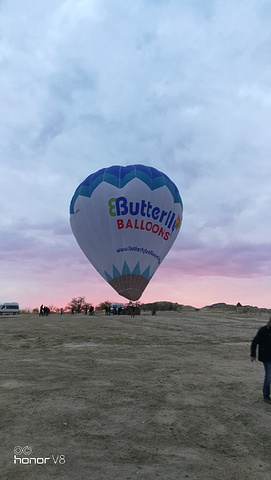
top-left (1, 309), bottom-right (270, 480)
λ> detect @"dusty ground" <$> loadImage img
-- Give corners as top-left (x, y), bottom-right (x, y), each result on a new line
top-left (1, 309), bottom-right (270, 480)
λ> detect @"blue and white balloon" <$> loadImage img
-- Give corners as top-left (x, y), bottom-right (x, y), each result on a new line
top-left (70, 165), bottom-right (183, 301)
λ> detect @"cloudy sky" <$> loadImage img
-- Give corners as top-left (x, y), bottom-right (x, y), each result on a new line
top-left (1, 0), bottom-right (271, 310)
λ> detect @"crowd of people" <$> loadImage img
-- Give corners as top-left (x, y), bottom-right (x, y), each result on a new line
top-left (38, 304), bottom-right (141, 316)
top-left (70, 305), bottom-right (95, 315)
top-left (39, 305), bottom-right (50, 316)
top-left (39, 305), bottom-right (95, 315)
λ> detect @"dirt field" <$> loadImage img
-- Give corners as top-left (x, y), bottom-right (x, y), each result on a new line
top-left (1, 309), bottom-right (270, 480)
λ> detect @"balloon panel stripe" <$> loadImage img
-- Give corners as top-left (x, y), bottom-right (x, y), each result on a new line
top-left (70, 164), bottom-right (182, 214)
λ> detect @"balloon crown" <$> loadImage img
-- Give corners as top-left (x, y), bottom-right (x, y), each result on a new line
top-left (70, 164), bottom-right (183, 215)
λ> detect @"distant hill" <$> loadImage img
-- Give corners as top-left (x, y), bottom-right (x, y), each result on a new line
top-left (201, 302), bottom-right (271, 314)
top-left (140, 301), bottom-right (271, 315)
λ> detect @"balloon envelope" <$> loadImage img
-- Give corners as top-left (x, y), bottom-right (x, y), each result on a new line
top-left (70, 165), bottom-right (183, 301)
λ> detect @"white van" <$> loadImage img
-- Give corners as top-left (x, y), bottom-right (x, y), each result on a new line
top-left (0, 302), bottom-right (20, 315)
top-left (110, 302), bottom-right (124, 314)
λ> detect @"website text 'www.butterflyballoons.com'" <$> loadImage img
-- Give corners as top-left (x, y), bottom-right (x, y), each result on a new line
top-left (116, 246), bottom-right (161, 265)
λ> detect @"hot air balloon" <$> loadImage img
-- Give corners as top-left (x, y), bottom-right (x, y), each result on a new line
top-left (70, 165), bottom-right (183, 301)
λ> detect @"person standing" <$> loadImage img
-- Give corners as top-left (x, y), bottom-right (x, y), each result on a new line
top-left (251, 317), bottom-right (271, 404)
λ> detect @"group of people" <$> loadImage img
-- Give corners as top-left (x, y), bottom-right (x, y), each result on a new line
top-left (39, 305), bottom-right (50, 316)
top-left (39, 305), bottom-right (95, 315)
top-left (70, 305), bottom-right (94, 315)
top-left (105, 304), bottom-right (138, 316)
top-left (105, 305), bottom-right (123, 315)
